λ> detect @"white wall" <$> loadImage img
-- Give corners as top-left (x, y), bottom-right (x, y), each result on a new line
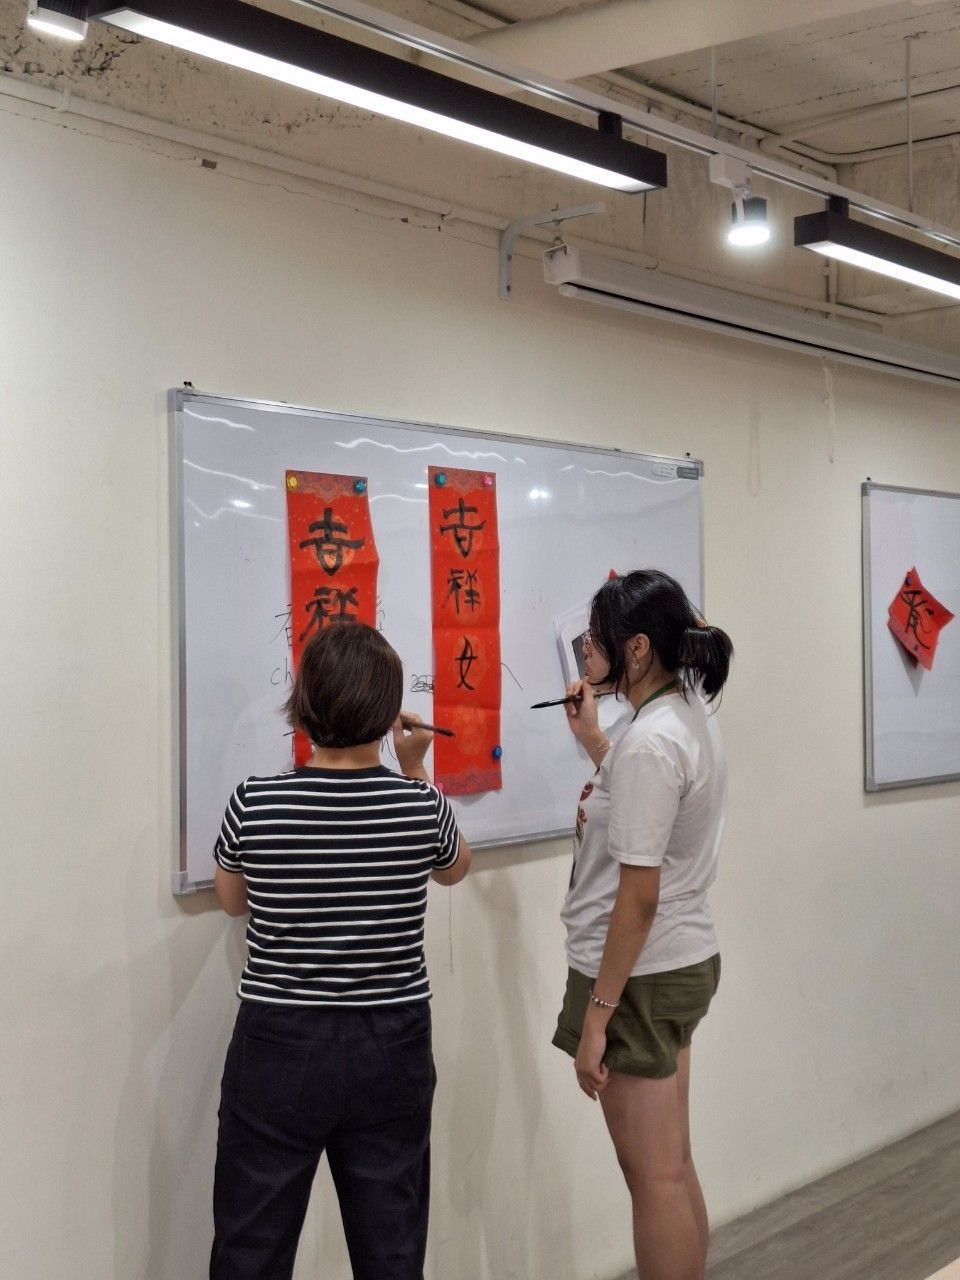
top-left (2, 96), bottom-right (960, 1280)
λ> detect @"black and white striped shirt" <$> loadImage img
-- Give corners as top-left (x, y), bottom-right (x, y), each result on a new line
top-left (214, 766), bottom-right (461, 1007)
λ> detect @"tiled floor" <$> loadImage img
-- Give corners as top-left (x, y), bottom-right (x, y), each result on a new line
top-left (617, 1110), bottom-right (960, 1280)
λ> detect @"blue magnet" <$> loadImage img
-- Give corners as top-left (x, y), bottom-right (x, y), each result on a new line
top-left (492, 745), bottom-right (503, 760)
top-left (353, 479), bottom-right (367, 495)
top-left (435, 472), bottom-right (448, 487)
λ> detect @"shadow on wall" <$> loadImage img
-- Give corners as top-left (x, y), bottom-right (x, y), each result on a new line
top-left (437, 849), bottom-right (577, 1280)
top-left (110, 860), bottom-right (243, 1280)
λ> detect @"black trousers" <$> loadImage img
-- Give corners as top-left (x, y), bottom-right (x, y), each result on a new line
top-left (210, 998), bottom-right (436, 1280)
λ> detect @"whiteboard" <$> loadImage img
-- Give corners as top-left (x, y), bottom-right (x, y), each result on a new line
top-left (172, 390), bottom-right (704, 892)
top-left (863, 483), bottom-right (960, 791)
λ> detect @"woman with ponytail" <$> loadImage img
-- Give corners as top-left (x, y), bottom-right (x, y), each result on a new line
top-left (552, 570), bottom-right (733, 1280)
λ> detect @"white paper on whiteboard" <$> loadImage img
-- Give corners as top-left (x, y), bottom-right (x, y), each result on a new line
top-left (554, 599), bottom-right (592, 686)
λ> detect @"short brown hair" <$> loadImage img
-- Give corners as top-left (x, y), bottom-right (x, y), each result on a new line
top-left (283, 622), bottom-right (403, 749)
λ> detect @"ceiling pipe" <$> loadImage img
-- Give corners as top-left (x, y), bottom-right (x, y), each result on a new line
top-left (774, 131), bottom-right (960, 166)
top-left (760, 83), bottom-right (960, 154)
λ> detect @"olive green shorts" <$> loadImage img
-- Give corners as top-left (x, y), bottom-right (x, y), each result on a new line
top-left (552, 954), bottom-right (721, 1080)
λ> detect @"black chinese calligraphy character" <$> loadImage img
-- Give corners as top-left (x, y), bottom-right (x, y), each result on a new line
top-left (272, 605), bottom-right (293, 646)
top-left (456, 637), bottom-right (478, 690)
top-left (439, 498), bottom-right (486, 559)
top-left (898, 587), bottom-right (936, 651)
top-left (299, 508), bottom-right (365, 576)
top-left (446, 568), bottom-right (481, 614)
top-left (300, 585), bottom-right (360, 642)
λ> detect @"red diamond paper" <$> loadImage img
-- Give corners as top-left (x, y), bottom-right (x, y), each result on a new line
top-left (887, 567), bottom-right (954, 671)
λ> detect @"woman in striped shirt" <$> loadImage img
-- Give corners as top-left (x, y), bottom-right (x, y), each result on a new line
top-left (210, 622), bottom-right (471, 1280)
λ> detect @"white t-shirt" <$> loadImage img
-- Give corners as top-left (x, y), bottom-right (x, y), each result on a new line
top-left (561, 690), bottom-right (726, 977)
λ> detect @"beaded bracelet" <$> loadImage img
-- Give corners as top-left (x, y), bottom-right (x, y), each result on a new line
top-left (588, 988), bottom-right (619, 1010)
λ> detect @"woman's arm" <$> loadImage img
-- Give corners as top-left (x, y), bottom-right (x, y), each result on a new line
top-left (393, 713), bottom-right (472, 885)
top-left (574, 864), bottom-right (661, 1099)
top-left (563, 679), bottom-right (612, 768)
top-left (214, 865), bottom-right (249, 917)
top-left (431, 835), bottom-right (472, 885)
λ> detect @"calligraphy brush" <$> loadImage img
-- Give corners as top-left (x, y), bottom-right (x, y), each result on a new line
top-left (530, 691), bottom-right (614, 710)
top-left (399, 715), bottom-right (456, 738)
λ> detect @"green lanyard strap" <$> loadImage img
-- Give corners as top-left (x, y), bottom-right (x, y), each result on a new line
top-left (630, 679), bottom-right (678, 723)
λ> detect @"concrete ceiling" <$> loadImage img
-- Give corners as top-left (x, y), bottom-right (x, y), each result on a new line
top-left (622, 1), bottom-right (960, 156)
top-left (468, 0), bottom-right (960, 157)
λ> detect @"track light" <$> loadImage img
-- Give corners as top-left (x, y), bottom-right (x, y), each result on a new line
top-left (87, 0), bottom-right (667, 193)
top-left (708, 155), bottom-right (769, 249)
top-left (795, 196), bottom-right (960, 301)
top-left (27, 0), bottom-right (88, 40)
top-left (728, 195), bottom-right (770, 247)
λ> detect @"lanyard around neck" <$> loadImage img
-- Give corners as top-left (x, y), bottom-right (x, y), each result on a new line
top-left (631, 680), bottom-right (679, 723)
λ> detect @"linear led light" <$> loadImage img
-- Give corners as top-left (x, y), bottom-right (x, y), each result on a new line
top-left (87, 0), bottom-right (667, 193)
top-left (795, 197), bottom-right (960, 302)
top-left (27, 0), bottom-right (88, 41)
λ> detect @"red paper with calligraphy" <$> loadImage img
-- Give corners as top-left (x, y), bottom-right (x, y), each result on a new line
top-left (428, 466), bottom-right (502, 795)
top-left (887, 567), bottom-right (954, 671)
top-left (286, 471), bottom-right (380, 765)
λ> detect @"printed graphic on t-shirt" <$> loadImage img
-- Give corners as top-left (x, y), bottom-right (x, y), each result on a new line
top-left (575, 780), bottom-right (594, 846)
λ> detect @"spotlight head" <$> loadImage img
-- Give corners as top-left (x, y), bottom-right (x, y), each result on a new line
top-left (728, 195), bottom-right (771, 247)
top-left (27, 0), bottom-right (88, 41)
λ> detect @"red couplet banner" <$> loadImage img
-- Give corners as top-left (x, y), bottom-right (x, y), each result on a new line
top-left (428, 466), bottom-right (502, 796)
top-left (285, 471), bottom-right (380, 765)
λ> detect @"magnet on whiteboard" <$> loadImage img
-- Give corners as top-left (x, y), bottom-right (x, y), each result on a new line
top-left (287, 474), bottom-right (299, 489)
top-left (482, 474), bottom-right (494, 488)
top-left (353, 479), bottom-right (367, 495)
top-left (435, 472), bottom-right (448, 487)
top-left (492, 745), bottom-right (503, 760)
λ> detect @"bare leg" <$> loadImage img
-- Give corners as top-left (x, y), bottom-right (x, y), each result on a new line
top-left (599, 1070), bottom-right (701, 1280)
top-left (675, 1046), bottom-right (708, 1278)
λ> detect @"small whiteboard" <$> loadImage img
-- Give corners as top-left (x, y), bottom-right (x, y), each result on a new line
top-left (172, 390), bottom-right (704, 892)
top-left (863, 482), bottom-right (960, 791)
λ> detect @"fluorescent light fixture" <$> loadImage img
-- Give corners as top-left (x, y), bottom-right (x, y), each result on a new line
top-left (87, 0), bottom-right (667, 193)
top-left (795, 197), bottom-right (960, 301)
top-left (728, 195), bottom-right (770, 247)
top-left (27, 0), bottom-right (88, 40)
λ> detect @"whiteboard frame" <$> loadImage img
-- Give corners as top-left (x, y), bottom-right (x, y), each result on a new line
top-left (862, 480), bottom-right (960, 793)
top-left (169, 388), bottom-right (705, 892)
